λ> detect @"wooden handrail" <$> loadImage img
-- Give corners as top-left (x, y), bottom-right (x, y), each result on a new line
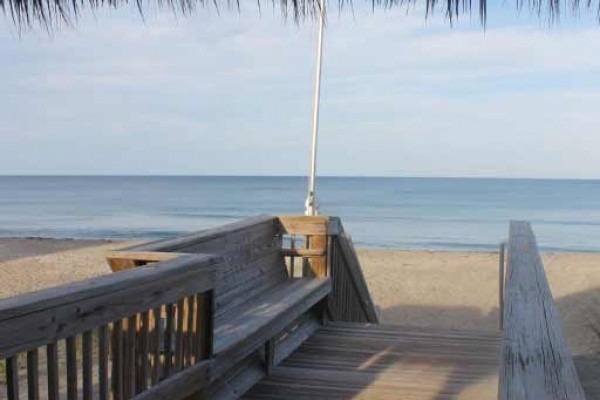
top-left (0, 254), bottom-right (218, 400)
top-left (499, 221), bottom-right (586, 400)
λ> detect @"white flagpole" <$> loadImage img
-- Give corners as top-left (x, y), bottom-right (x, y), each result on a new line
top-left (305, 0), bottom-right (325, 216)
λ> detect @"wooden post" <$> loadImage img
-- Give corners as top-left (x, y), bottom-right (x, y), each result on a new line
top-left (499, 242), bottom-right (505, 330)
top-left (307, 235), bottom-right (328, 277)
top-left (265, 339), bottom-right (275, 375)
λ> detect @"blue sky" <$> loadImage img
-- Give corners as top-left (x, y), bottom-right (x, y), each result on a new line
top-left (1, 1), bottom-right (600, 178)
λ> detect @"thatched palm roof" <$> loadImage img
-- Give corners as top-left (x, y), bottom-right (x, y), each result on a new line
top-left (0, 0), bottom-right (598, 27)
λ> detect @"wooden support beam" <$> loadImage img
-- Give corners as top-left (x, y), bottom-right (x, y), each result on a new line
top-left (276, 216), bottom-right (329, 236)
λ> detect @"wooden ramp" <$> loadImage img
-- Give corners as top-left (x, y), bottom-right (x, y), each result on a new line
top-left (243, 322), bottom-right (501, 400)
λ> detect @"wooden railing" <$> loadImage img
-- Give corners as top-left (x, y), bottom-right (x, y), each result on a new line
top-left (0, 254), bottom-right (218, 400)
top-left (277, 215), bottom-right (379, 324)
top-left (498, 221), bottom-right (586, 400)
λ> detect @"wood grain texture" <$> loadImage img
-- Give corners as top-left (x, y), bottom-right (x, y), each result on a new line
top-left (46, 342), bottom-right (59, 400)
top-left (82, 330), bottom-right (93, 400)
top-left (106, 251), bottom-right (186, 272)
top-left (27, 348), bottom-right (39, 400)
top-left (122, 215), bottom-right (276, 255)
top-left (0, 254), bottom-right (217, 358)
top-left (277, 216), bottom-right (329, 236)
top-left (499, 221), bottom-right (586, 400)
top-left (213, 278), bottom-right (331, 354)
top-left (330, 233), bottom-right (379, 323)
top-left (243, 322), bottom-right (501, 400)
top-left (130, 360), bottom-right (209, 400)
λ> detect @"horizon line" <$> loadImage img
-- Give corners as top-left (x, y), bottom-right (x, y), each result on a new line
top-left (1, 174), bottom-right (600, 181)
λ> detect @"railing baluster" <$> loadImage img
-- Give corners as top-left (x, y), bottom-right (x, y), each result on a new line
top-left (66, 336), bottom-right (78, 400)
top-left (125, 315), bottom-right (137, 398)
top-left (46, 342), bottom-right (59, 400)
top-left (151, 307), bottom-right (161, 384)
top-left (175, 299), bottom-right (185, 372)
top-left (164, 303), bottom-right (174, 377)
top-left (82, 330), bottom-right (93, 400)
top-left (112, 320), bottom-right (124, 400)
top-left (98, 325), bottom-right (109, 400)
top-left (139, 311), bottom-right (150, 392)
top-left (195, 294), bottom-right (204, 361)
top-left (185, 296), bottom-right (195, 367)
top-left (290, 235), bottom-right (296, 277)
top-left (6, 355), bottom-right (19, 400)
top-left (27, 348), bottom-right (39, 400)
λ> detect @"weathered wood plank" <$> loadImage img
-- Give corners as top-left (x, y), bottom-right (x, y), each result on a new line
top-left (130, 360), bottom-right (210, 400)
top-left (124, 316), bottom-right (137, 398)
top-left (123, 215), bottom-right (276, 254)
top-left (277, 216), bottom-right (329, 236)
top-left (164, 303), bottom-right (174, 378)
top-left (243, 322), bottom-right (501, 400)
top-left (0, 254), bottom-right (217, 321)
top-left (280, 248), bottom-right (326, 258)
top-left (27, 348), bottom-right (39, 400)
top-left (0, 254), bottom-right (217, 358)
top-left (151, 307), bottom-right (161, 384)
top-left (499, 221), bottom-right (586, 400)
top-left (333, 233), bottom-right (379, 323)
top-left (6, 356), bottom-right (19, 400)
top-left (138, 311), bottom-right (150, 392)
top-left (98, 325), bottom-right (109, 400)
top-left (82, 330), bottom-right (93, 400)
top-left (46, 342), bottom-right (60, 400)
top-left (214, 278), bottom-right (331, 354)
top-left (66, 336), bottom-right (78, 400)
top-left (211, 278), bottom-right (331, 378)
top-left (106, 251), bottom-right (186, 271)
top-left (112, 320), bottom-right (124, 400)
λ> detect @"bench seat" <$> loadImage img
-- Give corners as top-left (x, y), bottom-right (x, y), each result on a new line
top-left (214, 277), bottom-right (331, 355)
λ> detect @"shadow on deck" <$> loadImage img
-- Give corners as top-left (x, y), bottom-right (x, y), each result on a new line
top-left (244, 322), bottom-right (501, 400)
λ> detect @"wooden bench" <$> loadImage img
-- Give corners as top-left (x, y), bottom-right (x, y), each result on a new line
top-left (107, 215), bottom-right (333, 396)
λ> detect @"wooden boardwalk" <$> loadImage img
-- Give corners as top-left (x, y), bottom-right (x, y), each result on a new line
top-left (1, 217), bottom-right (586, 400)
top-left (244, 322), bottom-right (501, 400)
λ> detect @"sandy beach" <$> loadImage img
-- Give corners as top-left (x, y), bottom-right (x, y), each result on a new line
top-left (1, 238), bottom-right (599, 397)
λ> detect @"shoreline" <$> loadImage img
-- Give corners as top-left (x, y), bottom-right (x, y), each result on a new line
top-left (1, 236), bottom-right (599, 255)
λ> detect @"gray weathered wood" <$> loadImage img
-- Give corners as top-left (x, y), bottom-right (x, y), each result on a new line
top-left (333, 233), bottom-right (379, 323)
top-left (499, 221), bottom-right (586, 400)
top-left (123, 215), bottom-right (276, 254)
top-left (112, 320), bottom-right (124, 400)
top-left (0, 254), bottom-right (217, 358)
top-left (212, 278), bottom-right (331, 378)
top-left (46, 342), bottom-right (59, 400)
top-left (27, 348), bottom-right (39, 400)
top-left (277, 216), bottom-right (329, 236)
top-left (6, 356), bottom-right (19, 400)
top-left (130, 360), bottom-right (210, 400)
top-left (138, 311), bottom-right (150, 392)
top-left (66, 336), bottom-right (78, 400)
top-left (98, 325), bottom-right (109, 400)
top-left (82, 330), bottom-right (93, 400)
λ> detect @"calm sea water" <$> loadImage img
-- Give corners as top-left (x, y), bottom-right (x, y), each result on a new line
top-left (1, 176), bottom-right (600, 252)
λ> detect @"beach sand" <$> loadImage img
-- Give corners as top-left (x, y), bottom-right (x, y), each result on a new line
top-left (0, 238), bottom-right (599, 397)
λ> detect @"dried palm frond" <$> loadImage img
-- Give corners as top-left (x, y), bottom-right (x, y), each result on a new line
top-left (0, 0), bottom-right (599, 28)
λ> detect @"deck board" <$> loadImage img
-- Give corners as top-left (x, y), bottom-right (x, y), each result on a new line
top-left (243, 322), bottom-right (501, 400)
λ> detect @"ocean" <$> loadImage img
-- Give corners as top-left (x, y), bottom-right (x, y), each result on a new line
top-left (1, 176), bottom-right (599, 252)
